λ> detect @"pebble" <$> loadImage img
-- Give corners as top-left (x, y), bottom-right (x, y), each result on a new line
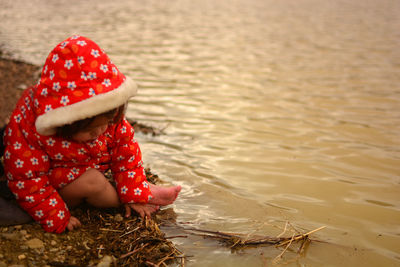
top-left (26, 238), bottom-right (44, 249)
top-left (97, 255), bottom-right (113, 267)
top-left (50, 240), bottom-right (57, 246)
top-left (17, 254), bottom-right (26, 260)
top-left (114, 214), bottom-right (123, 222)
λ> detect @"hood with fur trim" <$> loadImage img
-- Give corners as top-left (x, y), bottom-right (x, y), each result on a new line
top-left (33, 35), bottom-right (137, 136)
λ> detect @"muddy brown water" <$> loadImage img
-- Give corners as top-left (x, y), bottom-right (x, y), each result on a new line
top-left (1, 0), bottom-right (400, 266)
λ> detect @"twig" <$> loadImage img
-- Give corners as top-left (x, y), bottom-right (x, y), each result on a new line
top-left (273, 233), bottom-right (295, 264)
top-left (120, 243), bottom-right (149, 259)
top-left (276, 226), bottom-right (326, 248)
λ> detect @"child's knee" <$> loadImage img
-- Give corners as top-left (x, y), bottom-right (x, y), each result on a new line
top-left (81, 169), bottom-right (108, 194)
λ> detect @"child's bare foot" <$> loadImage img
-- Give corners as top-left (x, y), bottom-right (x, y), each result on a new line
top-left (124, 203), bottom-right (160, 218)
top-left (148, 184), bottom-right (181, 206)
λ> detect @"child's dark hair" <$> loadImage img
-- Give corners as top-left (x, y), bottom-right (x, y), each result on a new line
top-left (56, 104), bottom-right (126, 139)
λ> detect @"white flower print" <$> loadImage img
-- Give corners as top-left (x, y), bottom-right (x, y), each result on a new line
top-left (13, 142), bottom-right (22, 150)
top-left (78, 148), bottom-right (86, 155)
top-left (7, 128), bottom-right (12, 136)
top-left (142, 181), bottom-right (149, 188)
top-left (77, 40), bottom-right (87, 46)
top-left (44, 65), bottom-right (48, 74)
top-left (50, 70), bottom-right (55, 80)
top-left (33, 178), bottom-right (41, 183)
top-left (26, 196), bottom-right (34, 203)
top-left (25, 170), bottom-right (33, 178)
top-left (16, 181), bottom-right (25, 189)
top-left (120, 126), bottom-right (126, 134)
top-left (78, 56), bottom-right (85, 65)
top-left (45, 105), bottom-right (52, 113)
top-left (102, 79), bottom-right (111, 87)
top-left (52, 54), bottom-right (59, 63)
top-left (112, 66), bottom-right (118, 75)
top-left (121, 186), bottom-right (128, 195)
top-left (89, 88), bottom-right (96, 96)
top-left (71, 35), bottom-right (80, 39)
top-left (40, 188), bottom-right (46, 194)
top-left (81, 71), bottom-right (88, 81)
top-left (60, 41), bottom-right (69, 48)
top-left (128, 156), bottom-right (135, 162)
top-left (119, 166), bottom-right (126, 172)
top-left (35, 210), bottom-right (44, 218)
top-left (4, 151), bottom-right (10, 159)
top-left (64, 59), bottom-right (74, 70)
top-left (128, 171), bottom-right (136, 178)
top-left (62, 141), bottom-right (71, 148)
top-left (7, 173), bottom-right (14, 180)
top-left (15, 159), bottom-right (24, 168)
top-left (57, 210), bottom-right (65, 219)
top-left (67, 81), bottom-right (76, 90)
top-left (91, 49), bottom-right (100, 58)
top-left (22, 130), bottom-right (28, 138)
top-left (60, 95), bottom-right (70, 106)
top-left (49, 198), bottom-right (58, 207)
top-left (41, 88), bottom-right (48, 96)
top-left (46, 138), bottom-right (56, 146)
top-left (34, 99), bottom-right (39, 108)
top-left (117, 155), bottom-right (124, 161)
top-left (67, 173), bottom-right (74, 181)
top-left (88, 72), bottom-right (97, 80)
top-left (148, 195), bottom-right (152, 201)
top-left (100, 64), bottom-right (108, 73)
top-left (55, 153), bottom-right (63, 160)
top-left (30, 157), bottom-right (39, 165)
top-left (71, 167), bottom-right (79, 174)
top-left (46, 220), bottom-right (54, 228)
top-left (42, 155), bottom-right (49, 162)
top-left (53, 82), bottom-right (61, 92)
top-left (14, 114), bottom-right (22, 123)
top-left (134, 188), bottom-right (142, 196)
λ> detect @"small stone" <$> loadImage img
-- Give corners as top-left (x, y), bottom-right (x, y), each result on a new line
top-left (14, 225), bottom-right (22, 230)
top-left (66, 245), bottom-right (73, 251)
top-left (50, 240), bottom-right (57, 246)
top-left (20, 230), bottom-right (27, 235)
top-left (114, 214), bottom-right (123, 222)
top-left (97, 255), bottom-right (113, 267)
top-left (1, 233), bottom-right (19, 240)
top-left (18, 254), bottom-right (26, 260)
top-left (26, 238), bottom-right (44, 249)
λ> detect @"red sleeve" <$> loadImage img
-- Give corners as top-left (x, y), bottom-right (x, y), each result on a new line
top-left (3, 92), bottom-right (70, 233)
top-left (110, 118), bottom-right (152, 204)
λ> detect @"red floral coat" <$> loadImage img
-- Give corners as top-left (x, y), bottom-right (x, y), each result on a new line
top-left (3, 87), bottom-right (152, 233)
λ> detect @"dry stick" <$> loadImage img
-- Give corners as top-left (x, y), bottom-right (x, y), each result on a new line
top-left (277, 221), bottom-right (289, 238)
top-left (120, 243), bottom-right (150, 259)
top-left (273, 233), bottom-right (295, 264)
top-left (119, 227), bottom-right (140, 238)
top-left (276, 226), bottom-right (326, 248)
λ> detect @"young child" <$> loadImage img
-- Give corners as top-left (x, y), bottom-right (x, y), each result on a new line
top-left (2, 35), bottom-right (181, 233)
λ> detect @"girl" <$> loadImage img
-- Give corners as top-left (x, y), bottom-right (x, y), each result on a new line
top-left (3, 35), bottom-right (181, 233)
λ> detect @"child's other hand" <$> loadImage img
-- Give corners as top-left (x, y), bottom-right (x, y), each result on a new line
top-left (67, 216), bottom-right (82, 231)
top-left (124, 203), bottom-right (159, 219)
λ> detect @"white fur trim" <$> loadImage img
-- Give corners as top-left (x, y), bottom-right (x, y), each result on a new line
top-left (35, 76), bottom-right (137, 136)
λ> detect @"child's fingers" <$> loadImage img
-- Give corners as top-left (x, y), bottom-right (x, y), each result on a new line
top-left (125, 205), bottom-right (131, 218)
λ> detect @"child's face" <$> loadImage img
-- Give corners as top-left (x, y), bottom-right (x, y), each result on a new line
top-left (71, 116), bottom-right (111, 143)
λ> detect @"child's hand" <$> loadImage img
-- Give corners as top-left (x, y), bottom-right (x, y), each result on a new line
top-left (124, 203), bottom-right (159, 219)
top-left (67, 216), bottom-right (81, 231)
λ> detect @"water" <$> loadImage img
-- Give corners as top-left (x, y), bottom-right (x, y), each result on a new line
top-left (1, 0), bottom-right (400, 266)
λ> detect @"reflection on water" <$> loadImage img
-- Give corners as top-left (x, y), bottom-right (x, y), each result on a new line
top-left (1, 0), bottom-right (400, 265)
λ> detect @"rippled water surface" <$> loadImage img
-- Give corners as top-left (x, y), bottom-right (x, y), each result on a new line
top-left (1, 0), bottom-right (400, 265)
